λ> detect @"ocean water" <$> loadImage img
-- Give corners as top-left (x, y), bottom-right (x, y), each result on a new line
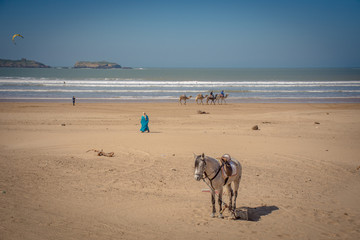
top-left (0, 67), bottom-right (360, 103)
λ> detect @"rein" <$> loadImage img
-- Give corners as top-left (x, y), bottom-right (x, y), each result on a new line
top-left (202, 158), bottom-right (224, 189)
top-left (204, 163), bottom-right (223, 182)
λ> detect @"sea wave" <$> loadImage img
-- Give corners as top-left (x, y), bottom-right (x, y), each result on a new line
top-left (1, 79), bottom-right (360, 88)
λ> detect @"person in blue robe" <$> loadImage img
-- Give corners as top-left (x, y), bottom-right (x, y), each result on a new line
top-left (140, 112), bottom-right (150, 133)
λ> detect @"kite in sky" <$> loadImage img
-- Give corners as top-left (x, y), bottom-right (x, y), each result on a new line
top-left (12, 34), bottom-right (24, 45)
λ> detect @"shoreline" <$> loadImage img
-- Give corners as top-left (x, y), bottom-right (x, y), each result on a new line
top-left (1, 97), bottom-right (360, 103)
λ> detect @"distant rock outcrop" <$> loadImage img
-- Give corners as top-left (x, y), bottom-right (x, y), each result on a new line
top-left (74, 61), bottom-right (122, 69)
top-left (0, 58), bottom-right (50, 68)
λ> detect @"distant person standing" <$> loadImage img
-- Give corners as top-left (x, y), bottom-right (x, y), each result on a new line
top-left (72, 96), bottom-right (76, 106)
top-left (140, 112), bottom-right (150, 133)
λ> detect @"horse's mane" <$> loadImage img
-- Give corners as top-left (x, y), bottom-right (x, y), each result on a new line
top-left (205, 155), bottom-right (220, 166)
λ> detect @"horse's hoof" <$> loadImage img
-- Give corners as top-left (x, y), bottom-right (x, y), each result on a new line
top-left (211, 213), bottom-right (216, 218)
top-left (218, 213), bottom-right (224, 219)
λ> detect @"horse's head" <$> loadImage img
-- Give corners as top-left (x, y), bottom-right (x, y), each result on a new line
top-left (194, 153), bottom-right (206, 181)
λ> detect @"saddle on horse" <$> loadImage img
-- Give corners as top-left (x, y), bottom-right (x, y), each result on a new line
top-left (220, 154), bottom-right (233, 177)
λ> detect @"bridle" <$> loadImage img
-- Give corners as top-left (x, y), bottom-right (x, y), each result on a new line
top-left (198, 156), bottom-right (224, 189)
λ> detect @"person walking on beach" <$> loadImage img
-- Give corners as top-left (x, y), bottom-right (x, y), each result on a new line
top-left (72, 96), bottom-right (76, 106)
top-left (140, 112), bottom-right (150, 133)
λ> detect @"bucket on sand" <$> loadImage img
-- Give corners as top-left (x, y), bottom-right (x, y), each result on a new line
top-left (232, 207), bottom-right (249, 220)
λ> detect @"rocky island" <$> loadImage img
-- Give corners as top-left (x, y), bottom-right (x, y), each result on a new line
top-left (0, 58), bottom-right (50, 68)
top-left (74, 61), bottom-right (122, 69)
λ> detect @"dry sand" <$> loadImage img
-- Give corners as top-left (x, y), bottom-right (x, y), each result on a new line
top-left (0, 102), bottom-right (359, 240)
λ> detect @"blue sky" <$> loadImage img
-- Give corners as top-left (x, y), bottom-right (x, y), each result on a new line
top-left (0, 0), bottom-right (359, 67)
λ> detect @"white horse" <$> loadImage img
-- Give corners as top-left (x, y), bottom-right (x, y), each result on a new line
top-left (194, 153), bottom-right (242, 218)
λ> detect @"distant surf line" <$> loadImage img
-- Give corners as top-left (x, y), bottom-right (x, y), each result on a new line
top-left (1, 89), bottom-right (360, 93)
top-left (1, 79), bottom-right (360, 87)
top-left (1, 96), bottom-right (360, 103)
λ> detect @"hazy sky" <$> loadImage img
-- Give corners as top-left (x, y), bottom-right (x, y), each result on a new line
top-left (1, 0), bottom-right (359, 67)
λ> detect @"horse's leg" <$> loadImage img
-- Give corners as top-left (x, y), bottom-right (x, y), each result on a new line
top-left (218, 188), bottom-right (224, 218)
top-left (233, 179), bottom-right (240, 210)
top-left (211, 191), bottom-right (216, 218)
top-left (226, 184), bottom-right (234, 211)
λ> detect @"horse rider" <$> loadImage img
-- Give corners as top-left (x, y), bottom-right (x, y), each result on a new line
top-left (220, 153), bottom-right (232, 176)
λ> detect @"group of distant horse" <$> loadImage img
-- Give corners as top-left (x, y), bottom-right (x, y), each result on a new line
top-left (179, 93), bottom-right (229, 105)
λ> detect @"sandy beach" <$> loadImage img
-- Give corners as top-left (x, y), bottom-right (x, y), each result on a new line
top-left (0, 102), bottom-right (359, 240)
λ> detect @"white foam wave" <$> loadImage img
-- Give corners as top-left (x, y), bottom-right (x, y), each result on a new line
top-left (0, 89), bottom-right (202, 93)
top-left (1, 79), bottom-right (360, 88)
